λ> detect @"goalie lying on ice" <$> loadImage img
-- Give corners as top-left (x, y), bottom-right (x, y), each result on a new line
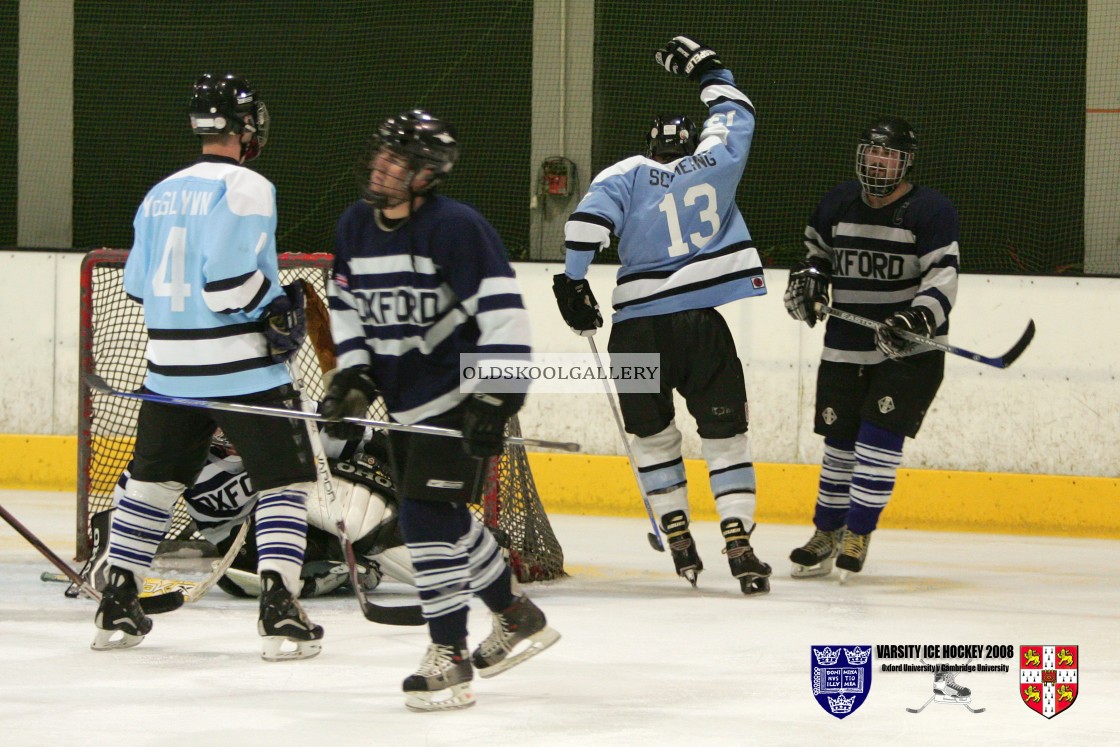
top-left (84, 428), bottom-right (414, 598)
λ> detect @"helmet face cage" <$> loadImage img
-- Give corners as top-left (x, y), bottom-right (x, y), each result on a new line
top-left (647, 114), bottom-right (696, 161)
top-left (856, 116), bottom-right (917, 197)
top-left (360, 110), bottom-right (459, 208)
top-left (190, 73), bottom-right (268, 160)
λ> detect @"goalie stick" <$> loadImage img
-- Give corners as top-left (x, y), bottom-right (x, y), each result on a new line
top-left (0, 503), bottom-right (183, 614)
top-left (82, 373), bottom-right (580, 453)
top-left (587, 337), bottom-right (664, 553)
top-left (817, 303), bottom-right (1035, 369)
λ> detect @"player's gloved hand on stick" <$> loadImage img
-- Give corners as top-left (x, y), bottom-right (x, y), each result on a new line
top-left (783, 257), bottom-right (832, 328)
top-left (654, 35), bottom-right (723, 80)
top-left (552, 273), bottom-right (603, 336)
top-left (262, 283), bottom-right (307, 362)
top-left (461, 393), bottom-right (522, 458)
top-left (875, 306), bottom-right (936, 360)
top-left (320, 365), bottom-right (378, 440)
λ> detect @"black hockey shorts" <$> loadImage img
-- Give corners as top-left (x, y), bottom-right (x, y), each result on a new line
top-left (386, 405), bottom-right (488, 504)
top-left (813, 351), bottom-right (945, 441)
top-left (131, 384), bottom-right (316, 491)
top-left (608, 308), bottom-right (748, 439)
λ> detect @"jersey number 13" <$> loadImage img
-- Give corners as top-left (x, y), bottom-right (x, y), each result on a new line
top-left (657, 182), bottom-right (720, 257)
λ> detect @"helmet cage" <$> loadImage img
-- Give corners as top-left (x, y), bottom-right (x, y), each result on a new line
top-left (856, 143), bottom-right (914, 197)
top-left (359, 110), bottom-right (459, 208)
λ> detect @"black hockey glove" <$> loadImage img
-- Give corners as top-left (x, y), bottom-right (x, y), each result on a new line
top-left (461, 393), bottom-right (522, 458)
top-left (654, 35), bottom-right (723, 80)
top-left (875, 306), bottom-right (936, 360)
top-left (783, 258), bottom-right (832, 328)
top-left (320, 365), bottom-right (378, 441)
top-left (552, 273), bottom-right (603, 336)
top-left (262, 283), bottom-right (306, 363)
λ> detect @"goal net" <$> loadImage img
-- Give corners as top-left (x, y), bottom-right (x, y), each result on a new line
top-left (76, 249), bottom-right (564, 582)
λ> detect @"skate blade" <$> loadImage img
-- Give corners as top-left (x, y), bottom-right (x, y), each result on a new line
top-left (683, 568), bottom-right (700, 587)
top-left (476, 627), bottom-right (561, 679)
top-left (837, 568), bottom-right (860, 584)
top-left (405, 682), bottom-right (475, 712)
top-left (90, 628), bottom-right (145, 651)
top-left (739, 575), bottom-right (771, 595)
top-left (260, 635), bottom-right (323, 661)
top-left (790, 558), bottom-right (834, 579)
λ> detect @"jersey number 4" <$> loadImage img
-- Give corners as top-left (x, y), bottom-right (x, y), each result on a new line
top-left (657, 183), bottom-right (720, 257)
top-left (152, 226), bottom-right (193, 312)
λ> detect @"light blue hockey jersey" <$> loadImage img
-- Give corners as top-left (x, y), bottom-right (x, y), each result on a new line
top-left (564, 68), bottom-right (766, 323)
top-left (123, 155), bottom-right (291, 397)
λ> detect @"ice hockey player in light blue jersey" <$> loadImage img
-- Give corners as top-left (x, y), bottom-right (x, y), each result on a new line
top-left (554, 36), bottom-right (772, 595)
top-left (94, 73), bottom-right (323, 661)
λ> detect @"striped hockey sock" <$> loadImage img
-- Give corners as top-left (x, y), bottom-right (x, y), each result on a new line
top-left (108, 480), bottom-right (181, 582)
top-left (254, 484), bottom-right (311, 595)
top-left (846, 422), bottom-right (905, 535)
top-left (813, 439), bottom-right (856, 531)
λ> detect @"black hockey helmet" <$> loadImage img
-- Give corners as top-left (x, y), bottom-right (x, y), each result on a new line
top-left (360, 110), bottom-right (459, 207)
top-left (189, 73), bottom-right (270, 162)
top-left (647, 114), bottom-right (697, 162)
top-left (856, 115), bottom-right (917, 197)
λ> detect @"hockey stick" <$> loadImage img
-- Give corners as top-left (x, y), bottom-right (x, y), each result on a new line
top-left (587, 337), bottom-right (664, 552)
top-left (83, 373), bottom-right (580, 453)
top-left (817, 303), bottom-right (1035, 369)
top-left (287, 286), bottom-right (424, 626)
top-left (0, 503), bottom-right (183, 614)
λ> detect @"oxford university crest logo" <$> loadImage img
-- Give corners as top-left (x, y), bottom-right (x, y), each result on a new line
top-left (811, 645), bottom-right (872, 719)
top-left (1020, 645), bottom-right (1078, 718)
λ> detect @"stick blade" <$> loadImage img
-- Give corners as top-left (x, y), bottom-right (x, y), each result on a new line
top-left (997, 319), bottom-right (1035, 368)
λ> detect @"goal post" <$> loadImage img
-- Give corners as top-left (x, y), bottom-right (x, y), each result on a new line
top-left (76, 249), bottom-right (565, 581)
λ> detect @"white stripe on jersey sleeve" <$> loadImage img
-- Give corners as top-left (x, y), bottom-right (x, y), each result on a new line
top-left (328, 278), bottom-right (373, 368)
top-left (391, 386), bottom-right (467, 425)
top-left (915, 240), bottom-right (960, 326)
top-left (460, 276), bottom-right (522, 315)
top-left (700, 83), bottom-right (753, 109)
top-left (564, 218), bottom-right (611, 247)
top-left (201, 270), bottom-right (267, 313)
top-left (146, 331), bottom-right (269, 367)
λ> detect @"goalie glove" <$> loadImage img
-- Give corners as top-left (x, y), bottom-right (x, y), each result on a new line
top-left (320, 365), bottom-right (378, 441)
top-left (262, 282), bottom-right (306, 363)
top-left (552, 273), bottom-right (603, 336)
top-left (783, 258), bottom-right (832, 328)
top-left (875, 306), bottom-right (937, 360)
top-left (654, 35), bottom-right (723, 80)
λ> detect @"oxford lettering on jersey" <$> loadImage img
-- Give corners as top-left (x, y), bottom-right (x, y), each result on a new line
top-left (834, 249), bottom-right (905, 280)
top-left (647, 152), bottom-right (719, 187)
top-left (140, 189), bottom-right (215, 218)
top-left (356, 288), bottom-right (442, 326)
top-left (191, 473), bottom-right (252, 515)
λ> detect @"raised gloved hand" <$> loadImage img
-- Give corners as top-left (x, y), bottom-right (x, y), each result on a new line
top-left (875, 307), bottom-right (936, 360)
top-left (783, 258), bottom-right (832, 328)
top-left (320, 365), bottom-right (378, 440)
top-left (461, 393), bottom-right (522, 458)
top-left (262, 283), bottom-right (306, 362)
top-left (654, 35), bottom-right (723, 80)
top-left (552, 273), bottom-right (603, 336)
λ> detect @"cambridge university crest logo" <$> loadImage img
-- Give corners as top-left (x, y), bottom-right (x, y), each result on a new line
top-left (1020, 645), bottom-right (1078, 718)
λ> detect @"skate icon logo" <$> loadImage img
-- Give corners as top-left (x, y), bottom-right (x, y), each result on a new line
top-left (1020, 645), bottom-right (1078, 718)
top-left (811, 645), bottom-right (872, 719)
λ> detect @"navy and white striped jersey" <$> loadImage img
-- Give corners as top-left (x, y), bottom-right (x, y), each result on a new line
top-left (804, 180), bottom-right (960, 364)
top-left (329, 195), bottom-right (531, 424)
top-left (123, 155), bottom-right (290, 397)
top-left (563, 68), bottom-right (766, 323)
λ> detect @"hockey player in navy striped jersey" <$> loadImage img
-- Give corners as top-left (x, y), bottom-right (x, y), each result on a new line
top-left (554, 36), bottom-right (772, 594)
top-left (94, 74), bottom-right (323, 659)
top-left (324, 111), bottom-right (558, 711)
top-left (784, 116), bottom-right (960, 578)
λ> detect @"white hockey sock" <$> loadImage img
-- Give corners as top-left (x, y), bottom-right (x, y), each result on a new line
top-left (254, 483), bottom-right (311, 595)
top-left (631, 422), bottom-right (688, 518)
top-left (702, 434), bottom-right (757, 528)
top-left (108, 479), bottom-right (182, 583)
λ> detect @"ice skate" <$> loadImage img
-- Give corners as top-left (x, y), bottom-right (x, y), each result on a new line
top-left (403, 641), bottom-right (475, 712)
top-left (660, 510), bottom-right (703, 586)
top-left (91, 567), bottom-right (152, 651)
top-left (907, 671), bottom-right (985, 714)
top-left (835, 530), bottom-right (871, 581)
top-left (471, 594), bottom-right (560, 678)
top-left (789, 527), bottom-right (844, 578)
top-left (258, 571), bottom-right (324, 661)
top-left (720, 518), bottom-right (771, 595)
